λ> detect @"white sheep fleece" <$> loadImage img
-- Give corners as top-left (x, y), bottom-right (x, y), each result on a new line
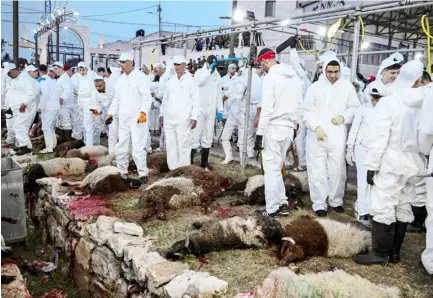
top-left (256, 268), bottom-right (400, 298)
top-left (40, 158), bottom-right (86, 176)
top-left (288, 170), bottom-right (309, 192)
top-left (79, 166), bottom-right (122, 188)
top-left (317, 218), bottom-right (371, 257)
top-left (244, 175), bottom-right (264, 197)
top-left (145, 177), bottom-right (195, 194)
top-left (219, 216), bottom-right (265, 247)
top-left (79, 145), bottom-right (109, 157)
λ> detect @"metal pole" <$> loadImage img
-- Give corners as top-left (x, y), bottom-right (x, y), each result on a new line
top-left (35, 34), bottom-right (39, 66)
top-left (139, 47), bottom-right (143, 69)
top-left (56, 22), bottom-right (60, 62)
top-left (229, 0), bottom-right (238, 58)
top-left (241, 60), bottom-right (253, 172)
top-left (350, 17), bottom-right (360, 82)
top-left (13, 0), bottom-right (19, 66)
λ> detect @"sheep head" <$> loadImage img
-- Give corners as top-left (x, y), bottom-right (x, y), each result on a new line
top-left (279, 237), bottom-right (305, 266)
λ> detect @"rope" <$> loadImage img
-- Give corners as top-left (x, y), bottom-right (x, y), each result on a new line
top-left (421, 15), bottom-right (432, 75)
top-left (358, 16), bottom-right (365, 40)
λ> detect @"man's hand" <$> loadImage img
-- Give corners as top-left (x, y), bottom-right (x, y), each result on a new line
top-left (315, 126), bottom-right (326, 141)
top-left (222, 95), bottom-right (228, 102)
top-left (367, 170), bottom-right (375, 186)
top-left (73, 90), bottom-right (78, 96)
top-left (217, 112), bottom-right (223, 122)
top-left (331, 115), bottom-right (345, 125)
top-left (151, 92), bottom-right (156, 97)
top-left (4, 108), bottom-right (13, 115)
top-left (19, 104), bottom-right (27, 113)
top-left (137, 112), bottom-right (147, 123)
top-left (190, 120), bottom-right (197, 129)
top-left (210, 62), bottom-right (217, 73)
top-left (254, 114), bottom-right (260, 128)
top-left (159, 116), bottom-right (164, 128)
top-left (254, 135), bottom-right (263, 151)
top-left (59, 98), bottom-right (64, 105)
top-left (105, 114), bottom-right (113, 125)
top-left (90, 109), bottom-right (100, 116)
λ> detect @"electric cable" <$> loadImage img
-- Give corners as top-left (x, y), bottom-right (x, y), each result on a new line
top-left (80, 5), bottom-right (158, 18)
top-left (421, 15), bottom-right (432, 75)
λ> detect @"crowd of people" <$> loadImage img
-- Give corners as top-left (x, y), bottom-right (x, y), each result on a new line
top-left (1, 40), bottom-right (432, 274)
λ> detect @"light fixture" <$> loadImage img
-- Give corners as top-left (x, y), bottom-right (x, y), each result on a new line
top-left (280, 19), bottom-right (290, 27)
top-left (233, 10), bottom-right (245, 22)
top-left (415, 53), bottom-right (423, 60)
top-left (318, 26), bottom-right (326, 36)
top-left (63, 26), bottom-right (69, 30)
top-left (361, 41), bottom-right (370, 50)
top-left (327, 18), bottom-right (342, 38)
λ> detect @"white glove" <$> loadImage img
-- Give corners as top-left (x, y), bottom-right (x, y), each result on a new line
top-left (346, 147), bottom-right (355, 166)
top-left (331, 115), bottom-right (345, 125)
top-left (315, 126), bottom-right (326, 141)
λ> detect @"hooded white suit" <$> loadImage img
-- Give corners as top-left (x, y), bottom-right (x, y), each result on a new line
top-left (105, 67), bottom-right (121, 154)
top-left (302, 59), bottom-right (360, 212)
top-left (364, 60), bottom-right (426, 225)
top-left (57, 72), bottom-right (75, 131)
top-left (2, 66), bottom-right (14, 145)
top-left (258, 63), bottom-right (302, 214)
top-left (78, 71), bottom-right (99, 146)
top-left (39, 74), bottom-right (60, 151)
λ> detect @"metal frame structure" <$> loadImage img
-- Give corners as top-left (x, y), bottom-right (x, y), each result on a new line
top-left (132, 0), bottom-right (432, 169)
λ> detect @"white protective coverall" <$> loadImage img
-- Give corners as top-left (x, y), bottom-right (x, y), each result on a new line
top-left (78, 72), bottom-right (99, 146)
top-left (364, 60), bottom-right (426, 225)
top-left (88, 87), bottom-right (111, 148)
top-left (57, 72), bottom-right (75, 131)
top-left (160, 71), bottom-right (200, 170)
top-left (220, 69), bottom-right (248, 164)
top-left (346, 101), bottom-right (376, 216)
top-left (4, 73), bottom-right (38, 148)
top-left (71, 72), bottom-right (83, 139)
top-left (302, 59), bottom-right (360, 211)
top-left (375, 52), bottom-right (404, 81)
top-left (419, 82), bottom-right (433, 274)
top-left (220, 72), bottom-right (236, 120)
top-left (39, 74), bottom-right (60, 151)
top-left (149, 79), bottom-right (160, 132)
top-left (258, 63), bottom-right (302, 214)
top-left (109, 69), bottom-right (152, 178)
top-left (192, 66), bottom-right (223, 150)
top-left (290, 49), bottom-right (311, 167)
top-left (2, 66), bottom-right (14, 144)
top-left (156, 62), bottom-right (174, 150)
top-left (105, 68), bottom-right (121, 154)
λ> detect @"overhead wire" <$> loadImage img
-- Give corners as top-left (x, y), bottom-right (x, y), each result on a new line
top-left (1, 3), bottom-right (45, 13)
top-left (80, 5), bottom-right (158, 18)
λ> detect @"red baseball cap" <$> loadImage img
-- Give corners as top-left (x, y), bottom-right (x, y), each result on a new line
top-left (254, 48), bottom-right (276, 64)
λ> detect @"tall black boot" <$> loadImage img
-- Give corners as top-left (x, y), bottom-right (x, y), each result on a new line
top-left (389, 221), bottom-right (408, 263)
top-left (190, 149), bottom-right (197, 165)
top-left (64, 129), bottom-right (72, 141)
top-left (354, 220), bottom-right (395, 265)
top-left (407, 206), bottom-right (427, 233)
top-left (200, 148), bottom-right (210, 169)
top-left (16, 146), bottom-right (32, 156)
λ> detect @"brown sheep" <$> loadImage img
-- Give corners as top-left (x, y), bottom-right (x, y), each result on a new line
top-left (54, 140), bottom-right (85, 157)
top-left (147, 151), bottom-right (169, 174)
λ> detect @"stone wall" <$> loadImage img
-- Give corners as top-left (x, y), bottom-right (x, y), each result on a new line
top-left (35, 178), bottom-right (228, 298)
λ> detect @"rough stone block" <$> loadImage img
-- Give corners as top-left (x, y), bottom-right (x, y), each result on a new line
top-left (107, 234), bottom-right (148, 258)
top-left (47, 215), bottom-right (58, 243)
top-left (113, 222), bottom-right (144, 237)
top-left (54, 226), bottom-right (68, 249)
top-left (90, 277), bottom-right (112, 298)
top-left (132, 251), bottom-right (165, 282)
top-left (164, 271), bottom-right (228, 298)
top-left (124, 242), bottom-right (153, 263)
top-left (75, 238), bottom-right (96, 272)
top-left (51, 205), bottom-right (72, 227)
top-left (91, 246), bottom-right (120, 289)
top-left (68, 221), bottom-right (88, 238)
top-left (73, 260), bottom-right (92, 292)
top-left (146, 261), bottom-right (189, 288)
top-left (88, 222), bottom-right (114, 246)
top-left (121, 261), bottom-right (137, 281)
top-left (113, 278), bottom-right (128, 298)
top-left (96, 215), bottom-right (118, 229)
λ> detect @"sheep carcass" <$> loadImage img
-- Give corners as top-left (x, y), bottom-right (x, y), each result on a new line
top-left (54, 140), bottom-right (85, 157)
top-left (165, 215), bottom-right (283, 260)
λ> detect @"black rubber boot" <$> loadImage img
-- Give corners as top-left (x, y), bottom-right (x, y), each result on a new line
top-left (16, 146), bottom-right (32, 156)
top-left (389, 221), bottom-right (408, 263)
top-left (407, 206), bottom-right (427, 233)
top-left (200, 148), bottom-right (210, 169)
top-left (63, 129), bottom-right (72, 141)
top-left (190, 149), bottom-right (197, 165)
top-left (354, 220), bottom-right (395, 265)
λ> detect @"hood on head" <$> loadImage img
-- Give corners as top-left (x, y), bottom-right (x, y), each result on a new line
top-left (321, 58), bottom-right (341, 83)
top-left (387, 59), bottom-right (424, 94)
top-left (268, 63), bottom-right (296, 78)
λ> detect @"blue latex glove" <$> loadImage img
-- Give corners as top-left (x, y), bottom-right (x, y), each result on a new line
top-left (217, 112), bottom-right (223, 121)
top-left (210, 62), bottom-right (217, 72)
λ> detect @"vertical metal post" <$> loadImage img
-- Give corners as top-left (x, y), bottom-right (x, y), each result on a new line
top-left (35, 34), bottom-right (39, 66)
top-left (56, 22), bottom-right (60, 61)
top-left (350, 17), bottom-right (360, 82)
top-left (241, 57), bottom-right (253, 172)
top-left (13, 0), bottom-right (19, 66)
top-left (229, 0), bottom-right (238, 58)
top-left (139, 47), bottom-right (143, 70)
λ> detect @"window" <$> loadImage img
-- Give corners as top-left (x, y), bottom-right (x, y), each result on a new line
top-left (265, 0), bottom-right (276, 17)
top-left (296, 34), bottom-right (315, 51)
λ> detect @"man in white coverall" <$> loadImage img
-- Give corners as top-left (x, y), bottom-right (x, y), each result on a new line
top-left (2, 63), bottom-right (14, 145)
top-left (364, 57), bottom-right (401, 101)
top-left (302, 59), bottom-right (359, 217)
top-left (88, 76), bottom-right (110, 147)
top-left (191, 55), bottom-right (223, 168)
top-left (4, 63), bottom-right (38, 155)
top-left (106, 53), bottom-right (153, 184)
top-left (105, 67), bottom-right (121, 155)
top-left (155, 61), bottom-right (174, 151)
top-left (220, 64), bottom-right (237, 123)
top-left (355, 60), bottom-right (428, 265)
top-left (160, 56), bottom-right (200, 170)
top-left (253, 48), bottom-right (303, 217)
top-left (53, 61), bottom-right (75, 141)
top-left (38, 65), bottom-right (60, 154)
top-left (70, 65), bottom-right (83, 140)
top-left (419, 81), bottom-right (433, 275)
top-left (76, 62), bottom-right (99, 146)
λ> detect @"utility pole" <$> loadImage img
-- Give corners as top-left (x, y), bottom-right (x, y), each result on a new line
top-left (56, 22), bottom-right (60, 61)
top-left (229, 0), bottom-right (238, 58)
top-left (158, 0), bottom-right (162, 39)
top-left (13, 0), bottom-right (19, 66)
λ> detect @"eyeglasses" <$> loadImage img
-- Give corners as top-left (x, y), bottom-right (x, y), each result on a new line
top-left (174, 63), bottom-right (181, 66)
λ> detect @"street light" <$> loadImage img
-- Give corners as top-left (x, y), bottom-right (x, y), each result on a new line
top-left (327, 18), bottom-right (342, 38)
top-left (279, 19), bottom-right (290, 26)
top-left (318, 26), bottom-right (326, 36)
top-left (361, 41), bottom-right (370, 50)
top-left (415, 53), bottom-right (423, 60)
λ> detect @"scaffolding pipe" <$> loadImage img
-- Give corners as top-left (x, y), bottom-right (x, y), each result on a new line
top-left (241, 62), bottom-right (253, 172)
top-left (350, 17), bottom-right (361, 81)
top-left (139, 47), bottom-right (143, 69)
